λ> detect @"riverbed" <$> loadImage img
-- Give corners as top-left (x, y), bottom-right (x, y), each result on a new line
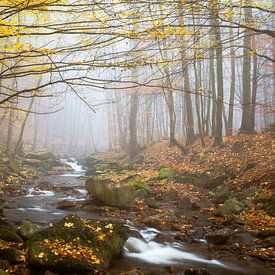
top-left (3, 159), bottom-right (273, 275)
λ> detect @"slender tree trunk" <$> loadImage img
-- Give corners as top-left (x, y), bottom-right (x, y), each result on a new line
top-left (13, 97), bottom-right (35, 158)
top-left (213, 16), bottom-right (224, 146)
top-left (227, 28), bottom-right (236, 136)
top-left (128, 91), bottom-right (139, 157)
top-left (240, 4), bottom-right (253, 133)
top-left (250, 52), bottom-right (258, 131)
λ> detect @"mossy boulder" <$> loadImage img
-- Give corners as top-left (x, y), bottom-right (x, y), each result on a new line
top-left (0, 269), bottom-right (8, 275)
top-left (85, 177), bottom-right (136, 208)
top-left (0, 241), bottom-right (25, 264)
top-left (26, 214), bottom-right (128, 273)
top-left (264, 195), bottom-right (275, 216)
top-left (25, 151), bottom-right (55, 161)
top-left (215, 198), bottom-right (244, 216)
top-left (18, 220), bottom-right (40, 240)
top-left (121, 174), bottom-right (149, 195)
top-left (0, 230), bottom-right (23, 243)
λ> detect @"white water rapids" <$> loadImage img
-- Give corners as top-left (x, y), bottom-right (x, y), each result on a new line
top-left (124, 227), bottom-right (226, 267)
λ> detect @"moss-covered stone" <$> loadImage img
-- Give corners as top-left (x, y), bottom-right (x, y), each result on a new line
top-left (25, 151), bottom-right (55, 161)
top-left (215, 198), bottom-right (244, 216)
top-left (0, 247), bottom-right (24, 264)
top-left (85, 177), bottom-right (136, 208)
top-left (264, 195), bottom-right (275, 216)
top-left (0, 230), bottom-right (23, 243)
top-left (121, 174), bottom-right (148, 194)
top-left (26, 214), bottom-right (128, 273)
top-left (0, 269), bottom-right (8, 275)
top-left (18, 220), bottom-right (40, 240)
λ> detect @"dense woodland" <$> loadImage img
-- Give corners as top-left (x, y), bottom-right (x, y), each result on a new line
top-left (0, 0), bottom-right (274, 156)
top-left (0, 1), bottom-right (274, 275)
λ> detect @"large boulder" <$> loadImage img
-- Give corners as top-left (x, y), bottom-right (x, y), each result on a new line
top-left (205, 229), bottom-right (231, 245)
top-left (85, 177), bottom-right (137, 208)
top-left (215, 198), bottom-right (244, 216)
top-left (26, 214), bottom-right (128, 273)
top-left (18, 220), bottom-right (40, 240)
top-left (0, 230), bottom-right (23, 243)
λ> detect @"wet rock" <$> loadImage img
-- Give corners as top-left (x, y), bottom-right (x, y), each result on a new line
top-left (261, 236), bottom-right (275, 247)
top-left (214, 188), bottom-right (233, 204)
top-left (85, 177), bottom-right (136, 208)
top-left (144, 212), bottom-right (177, 230)
top-left (0, 246), bottom-right (25, 264)
top-left (0, 217), bottom-right (12, 230)
top-left (144, 197), bottom-right (158, 208)
top-left (205, 229), bottom-right (231, 245)
top-left (153, 232), bottom-right (174, 243)
top-left (18, 220), bottom-right (40, 240)
top-left (63, 189), bottom-right (82, 196)
top-left (165, 188), bottom-right (179, 201)
top-left (119, 268), bottom-right (144, 275)
top-left (177, 196), bottom-right (193, 210)
top-left (229, 232), bottom-right (254, 247)
top-left (56, 200), bottom-right (81, 210)
top-left (0, 229), bottom-right (23, 243)
top-left (231, 141), bottom-right (244, 153)
top-left (191, 198), bottom-right (213, 210)
top-left (29, 188), bottom-right (44, 196)
top-left (0, 260), bottom-right (10, 271)
top-left (185, 268), bottom-right (213, 275)
top-left (26, 214), bottom-right (128, 272)
top-left (3, 185), bottom-right (27, 197)
top-left (35, 181), bottom-right (52, 191)
top-left (215, 198), bottom-right (244, 216)
top-left (258, 229), bottom-right (275, 239)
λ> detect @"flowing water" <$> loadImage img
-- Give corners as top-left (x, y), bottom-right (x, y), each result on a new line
top-left (3, 160), bottom-right (273, 275)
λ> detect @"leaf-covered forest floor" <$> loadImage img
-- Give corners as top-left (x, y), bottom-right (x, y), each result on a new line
top-left (87, 132), bottom-right (274, 268)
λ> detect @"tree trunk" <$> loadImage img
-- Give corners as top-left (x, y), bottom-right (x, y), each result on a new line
top-left (240, 4), bottom-right (253, 133)
top-left (213, 16), bottom-right (224, 146)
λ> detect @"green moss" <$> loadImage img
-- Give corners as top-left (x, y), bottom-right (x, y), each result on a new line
top-left (265, 195), bottom-right (275, 216)
top-left (122, 175), bottom-right (148, 190)
top-left (158, 167), bottom-right (179, 179)
top-left (0, 230), bottom-right (23, 243)
top-left (0, 269), bottom-right (8, 275)
top-left (27, 215), bottom-right (128, 272)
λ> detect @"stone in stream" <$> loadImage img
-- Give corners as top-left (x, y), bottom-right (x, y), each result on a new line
top-left (205, 229), bottom-right (231, 245)
top-left (85, 177), bottom-right (137, 208)
top-left (0, 229), bottom-right (23, 243)
top-left (17, 220), bottom-right (40, 240)
top-left (26, 214), bottom-right (128, 273)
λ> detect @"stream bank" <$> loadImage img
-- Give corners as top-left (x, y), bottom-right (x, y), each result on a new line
top-left (1, 156), bottom-right (274, 274)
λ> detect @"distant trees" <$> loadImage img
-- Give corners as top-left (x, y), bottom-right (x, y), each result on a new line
top-left (0, 0), bottom-right (274, 157)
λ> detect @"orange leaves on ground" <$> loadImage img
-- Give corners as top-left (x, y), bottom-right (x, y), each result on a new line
top-left (40, 238), bottom-right (101, 265)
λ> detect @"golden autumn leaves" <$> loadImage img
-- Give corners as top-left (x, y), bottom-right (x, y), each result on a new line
top-left (34, 218), bottom-right (114, 265)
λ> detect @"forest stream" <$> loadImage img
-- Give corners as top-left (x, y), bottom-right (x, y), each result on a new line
top-left (2, 160), bottom-right (273, 275)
